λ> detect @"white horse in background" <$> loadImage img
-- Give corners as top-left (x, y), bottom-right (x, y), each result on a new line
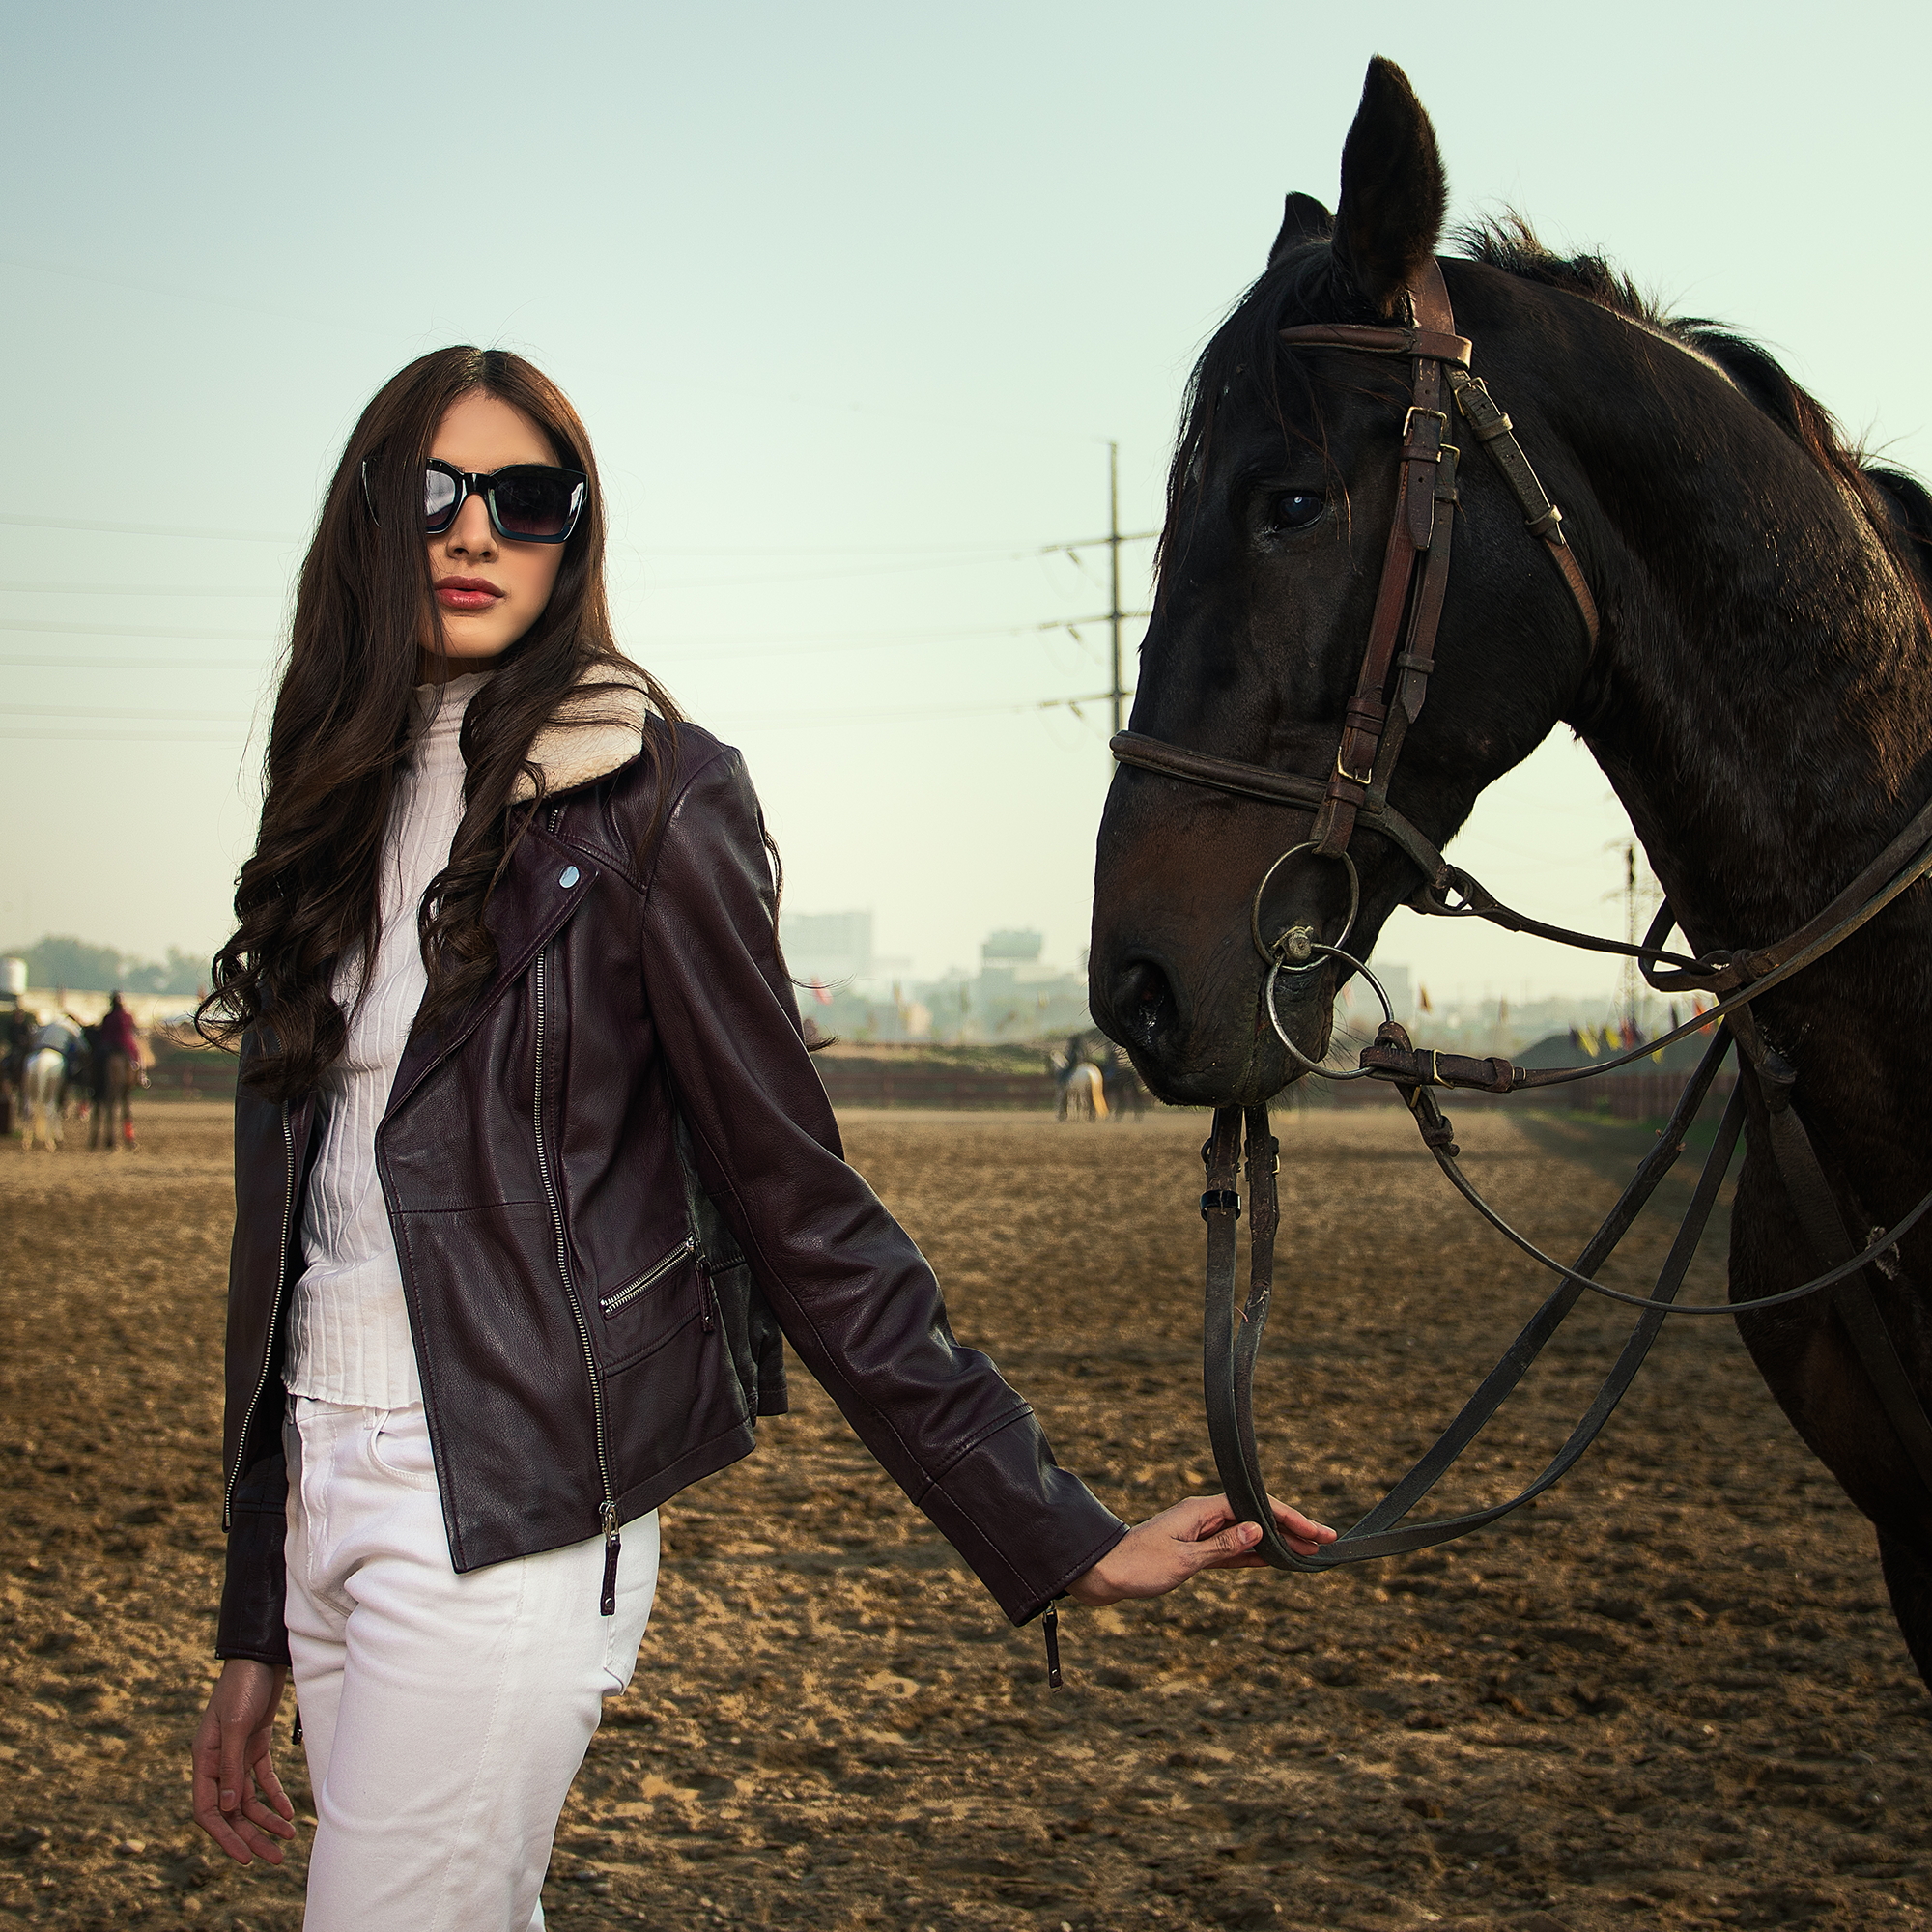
top-left (22, 1046), bottom-right (69, 1151)
top-left (1049, 1050), bottom-right (1108, 1122)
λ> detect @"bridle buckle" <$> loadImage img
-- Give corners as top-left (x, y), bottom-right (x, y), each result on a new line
top-left (1401, 404), bottom-right (1449, 446)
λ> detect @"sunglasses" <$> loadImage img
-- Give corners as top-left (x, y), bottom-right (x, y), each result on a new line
top-left (360, 458), bottom-right (588, 544)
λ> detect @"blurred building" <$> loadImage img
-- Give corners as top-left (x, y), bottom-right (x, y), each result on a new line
top-left (1371, 960), bottom-right (1413, 1025)
top-left (911, 929), bottom-right (1091, 1043)
top-left (780, 910), bottom-right (874, 990)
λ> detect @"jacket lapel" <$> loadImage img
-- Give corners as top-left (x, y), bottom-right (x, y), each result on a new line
top-left (386, 822), bottom-right (604, 1117)
top-left (383, 660), bottom-right (650, 1117)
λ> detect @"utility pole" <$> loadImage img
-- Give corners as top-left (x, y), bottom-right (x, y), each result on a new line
top-left (1621, 841), bottom-right (1638, 1037)
top-left (1602, 838), bottom-right (1655, 1041)
top-left (1108, 441), bottom-right (1124, 735)
top-left (1042, 441), bottom-right (1155, 731)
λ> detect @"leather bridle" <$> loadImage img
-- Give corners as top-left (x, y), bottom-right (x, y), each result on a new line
top-left (1103, 260), bottom-right (1932, 1581)
top-left (1114, 257), bottom-right (1598, 895)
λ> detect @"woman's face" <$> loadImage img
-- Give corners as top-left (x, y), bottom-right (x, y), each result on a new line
top-left (419, 390), bottom-right (569, 678)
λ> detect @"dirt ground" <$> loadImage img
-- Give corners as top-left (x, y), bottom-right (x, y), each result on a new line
top-left (3, 1099), bottom-right (1929, 1931)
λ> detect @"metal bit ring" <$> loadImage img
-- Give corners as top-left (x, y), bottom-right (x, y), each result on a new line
top-left (1266, 942), bottom-right (1396, 1081)
top-left (1249, 841), bottom-right (1360, 971)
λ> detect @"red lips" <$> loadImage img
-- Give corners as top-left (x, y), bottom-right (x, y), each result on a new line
top-left (435, 574), bottom-right (503, 612)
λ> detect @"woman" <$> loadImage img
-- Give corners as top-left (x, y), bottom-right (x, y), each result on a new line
top-left (188, 346), bottom-right (1333, 1929)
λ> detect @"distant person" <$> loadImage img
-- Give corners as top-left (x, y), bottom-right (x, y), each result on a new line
top-left (187, 347), bottom-right (1335, 1930)
top-left (90, 991), bottom-right (143, 1151)
top-left (2, 1005), bottom-right (38, 1135)
top-left (4, 1004), bottom-right (35, 1094)
top-left (32, 1013), bottom-right (80, 1059)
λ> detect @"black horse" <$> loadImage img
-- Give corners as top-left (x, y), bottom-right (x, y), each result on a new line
top-left (1089, 59), bottom-right (1932, 1683)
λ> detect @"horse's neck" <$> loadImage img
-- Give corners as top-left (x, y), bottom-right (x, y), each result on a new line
top-left (1553, 345), bottom-right (1932, 957)
top-left (1547, 312), bottom-right (1932, 1143)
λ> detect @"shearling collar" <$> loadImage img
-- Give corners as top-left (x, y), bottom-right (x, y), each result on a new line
top-left (511, 662), bottom-right (656, 803)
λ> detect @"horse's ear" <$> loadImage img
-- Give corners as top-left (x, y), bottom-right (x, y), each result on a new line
top-left (1331, 56), bottom-right (1448, 317)
top-left (1267, 191), bottom-right (1333, 268)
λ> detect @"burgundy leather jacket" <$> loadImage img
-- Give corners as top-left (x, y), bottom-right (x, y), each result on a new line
top-left (217, 705), bottom-right (1125, 1664)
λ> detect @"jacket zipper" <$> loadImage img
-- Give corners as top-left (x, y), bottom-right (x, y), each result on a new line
top-left (597, 1234), bottom-right (696, 1317)
top-left (533, 940), bottom-right (622, 1615)
top-left (224, 1103), bottom-right (297, 1531)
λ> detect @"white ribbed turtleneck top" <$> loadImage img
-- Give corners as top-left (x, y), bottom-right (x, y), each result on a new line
top-left (284, 670), bottom-right (490, 1407)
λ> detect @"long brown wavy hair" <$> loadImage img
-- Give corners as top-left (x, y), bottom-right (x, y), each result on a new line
top-left (200, 347), bottom-right (678, 1101)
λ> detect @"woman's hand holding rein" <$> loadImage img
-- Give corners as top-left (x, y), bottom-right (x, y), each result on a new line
top-left (1066, 1492), bottom-right (1336, 1606)
top-left (192, 1660), bottom-right (297, 1865)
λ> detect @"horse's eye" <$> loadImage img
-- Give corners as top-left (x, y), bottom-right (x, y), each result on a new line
top-left (1267, 492), bottom-right (1325, 532)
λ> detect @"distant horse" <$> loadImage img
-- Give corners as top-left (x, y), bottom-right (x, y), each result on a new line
top-left (1048, 1048), bottom-right (1108, 1122)
top-left (90, 1050), bottom-right (135, 1150)
top-left (1100, 1045), bottom-right (1146, 1120)
top-left (22, 1048), bottom-right (68, 1151)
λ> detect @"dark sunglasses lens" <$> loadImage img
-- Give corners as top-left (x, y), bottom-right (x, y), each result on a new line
top-left (422, 468), bottom-right (460, 530)
top-left (492, 470), bottom-right (582, 539)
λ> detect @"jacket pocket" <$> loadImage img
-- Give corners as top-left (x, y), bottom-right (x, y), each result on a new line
top-left (598, 1235), bottom-right (696, 1317)
top-left (593, 1235), bottom-right (701, 1370)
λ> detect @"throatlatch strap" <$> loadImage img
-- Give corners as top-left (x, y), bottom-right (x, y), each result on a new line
top-left (1447, 371), bottom-right (1599, 649)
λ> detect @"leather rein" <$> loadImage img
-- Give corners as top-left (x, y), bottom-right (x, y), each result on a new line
top-left (1114, 261), bottom-right (1932, 1573)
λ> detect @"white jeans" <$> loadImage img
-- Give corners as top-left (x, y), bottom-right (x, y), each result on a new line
top-left (283, 1397), bottom-right (659, 1932)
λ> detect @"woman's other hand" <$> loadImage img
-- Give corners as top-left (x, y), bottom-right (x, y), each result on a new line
top-left (1066, 1493), bottom-right (1336, 1606)
top-left (191, 1660), bottom-right (297, 1865)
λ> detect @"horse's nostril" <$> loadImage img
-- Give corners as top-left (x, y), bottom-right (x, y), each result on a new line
top-left (1118, 958), bottom-right (1178, 1055)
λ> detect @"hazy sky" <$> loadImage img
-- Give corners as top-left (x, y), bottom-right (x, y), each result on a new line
top-left (4, 3), bottom-right (1926, 1006)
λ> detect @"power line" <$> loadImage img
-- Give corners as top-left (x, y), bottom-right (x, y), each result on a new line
top-left (720, 697), bottom-right (1052, 727)
top-left (0, 727), bottom-right (254, 745)
top-left (0, 617), bottom-right (273, 642)
top-left (0, 581), bottom-right (284, 598)
top-left (3, 693), bottom-right (1138, 744)
top-left (629, 538), bottom-right (1064, 560)
top-left (7, 703), bottom-right (255, 723)
top-left (0, 689), bottom-right (1076, 743)
top-left (648, 627), bottom-right (1035, 662)
top-left (0, 519), bottom-right (1135, 590)
top-left (641, 548), bottom-right (1067, 590)
top-left (0, 511), bottom-right (299, 542)
top-left (1, 469), bottom-right (1166, 739)
top-left (0, 616), bottom-right (1064, 675)
top-left (0, 656), bottom-right (269, 672)
top-left (0, 536), bottom-right (1092, 586)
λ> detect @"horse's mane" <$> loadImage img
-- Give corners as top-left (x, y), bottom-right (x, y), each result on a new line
top-left (1157, 215), bottom-right (1932, 614)
top-left (1461, 215), bottom-right (1932, 602)
top-left (1456, 213), bottom-right (1664, 328)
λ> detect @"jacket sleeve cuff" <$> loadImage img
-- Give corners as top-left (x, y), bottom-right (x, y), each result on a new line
top-left (912, 1410), bottom-right (1127, 1625)
top-left (215, 1450), bottom-right (291, 1666)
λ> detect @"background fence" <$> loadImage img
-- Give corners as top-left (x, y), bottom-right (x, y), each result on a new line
top-left (128, 1047), bottom-right (1732, 1121)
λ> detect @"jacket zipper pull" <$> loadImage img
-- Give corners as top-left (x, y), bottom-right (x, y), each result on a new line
top-left (1042, 1602), bottom-right (1063, 1690)
top-left (696, 1256), bottom-right (715, 1334)
top-left (600, 1503), bottom-right (621, 1617)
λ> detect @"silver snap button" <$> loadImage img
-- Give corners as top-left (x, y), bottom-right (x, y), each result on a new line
top-left (558, 866), bottom-right (581, 889)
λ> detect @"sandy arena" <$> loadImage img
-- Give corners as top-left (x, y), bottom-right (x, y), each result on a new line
top-left (2, 1099), bottom-right (1928, 1930)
